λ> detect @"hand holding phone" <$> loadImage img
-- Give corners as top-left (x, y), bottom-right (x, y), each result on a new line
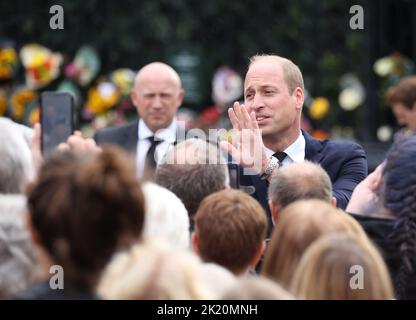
top-left (40, 92), bottom-right (74, 156)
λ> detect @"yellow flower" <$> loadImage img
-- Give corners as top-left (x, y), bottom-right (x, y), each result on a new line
top-left (309, 97), bottom-right (330, 120)
top-left (11, 89), bottom-right (37, 120)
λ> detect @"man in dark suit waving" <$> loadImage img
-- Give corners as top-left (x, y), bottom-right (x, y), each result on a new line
top-left (221, 55), bottom-right (367, 231)
top-left (94, 62), bottom-right (185, 179)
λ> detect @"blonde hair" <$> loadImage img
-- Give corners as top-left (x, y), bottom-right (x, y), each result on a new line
top-left (98, 240), bottom-right (214, 300)
top-left (142, 182), bottom-right (190, 250)
top-left (261, 199), bottom-right (368, 289)
top-left (221, 277), bottom-right (295, 300)
top-left (291, 233), bottom-right (395, 300)
top-left (249, 54), bottom-right (304, 93)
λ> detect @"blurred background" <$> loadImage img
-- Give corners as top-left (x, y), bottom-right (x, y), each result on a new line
top-left (1, 0), bottom-right (415, 170)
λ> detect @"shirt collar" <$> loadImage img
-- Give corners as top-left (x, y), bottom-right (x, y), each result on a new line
top-left (265, 131), bottom-right (305, 163)
top-left (138, 118), bottom-right (177, 143)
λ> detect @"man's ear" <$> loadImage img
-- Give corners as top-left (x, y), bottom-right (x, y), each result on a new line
top-left (331, 196), bottom-right (337, 207)
top-left (176, 88), bottom-right (185, 107)
top-left (293, 87), bottom-right (304, 111)
top-left (191, 232), bottom-right (200, 255)
top-left (130, 89), bottom-right (139, 109)
top-left (269, 199), bottom-right (279, 225)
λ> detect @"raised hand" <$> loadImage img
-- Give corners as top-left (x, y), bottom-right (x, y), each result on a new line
top-left (220, 101), bottom-right (269, 175)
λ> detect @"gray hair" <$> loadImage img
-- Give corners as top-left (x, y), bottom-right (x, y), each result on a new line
top-left (0, 194), bottom-right (36, 298)
top-left (142, 182), bottom-right (190, 250)
top-left (268, 161), bottom-right (333, 209)
top-left (155, 139), bottom-right (229, 217)
top-left (0, 118), bottom-right (35, 193)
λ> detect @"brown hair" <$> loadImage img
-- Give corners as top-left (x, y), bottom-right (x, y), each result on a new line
top-left (386, 76), bottom-right (416, 109)
top-left (194, 189), bottom-right (267, 275)
top-left (291, 233), bottom-right (394, 300)
top-left (27, 147), bottom-right (145, 289)
top-left (261, 200), bottom-right (367, 289)
top-left (249, 54), bottom-right (305, 93)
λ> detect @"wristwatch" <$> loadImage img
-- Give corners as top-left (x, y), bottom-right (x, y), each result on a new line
top-left (259, 156), bottom-right (280, 180)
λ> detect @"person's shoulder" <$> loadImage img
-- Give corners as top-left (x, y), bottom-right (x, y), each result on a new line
top-left (325, 139), bottom-right (366, 156)
top-left (94, 121), bottom-right (138, 140)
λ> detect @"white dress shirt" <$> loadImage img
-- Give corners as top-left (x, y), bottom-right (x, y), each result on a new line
top-left (264, 131), bottom-right (305, 166)
top-left (136, 119), bottom-right (177, 177)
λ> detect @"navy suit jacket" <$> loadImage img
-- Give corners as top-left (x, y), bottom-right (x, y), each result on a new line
top-left (93, 120), bottom-right (187, 153)
top-left (239, 130), bottom-right (368, 233)
top-left (94, 121), bottom-right (139, 153)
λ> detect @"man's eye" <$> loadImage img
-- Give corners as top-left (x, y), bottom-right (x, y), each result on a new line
top-left (245, 93), bottom-right (253, 99)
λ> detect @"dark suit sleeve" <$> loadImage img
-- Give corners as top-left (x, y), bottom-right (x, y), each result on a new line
top-left (332, 143), bottom-right (368, 210)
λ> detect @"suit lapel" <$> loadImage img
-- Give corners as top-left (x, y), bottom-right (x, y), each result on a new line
top-left (122, 120), bottom-right (139, 152)
top-left (303, 129), bottom-right (325, 163)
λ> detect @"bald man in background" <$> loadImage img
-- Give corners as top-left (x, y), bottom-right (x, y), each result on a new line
top-left (94, 62), bottom-right (185, 179)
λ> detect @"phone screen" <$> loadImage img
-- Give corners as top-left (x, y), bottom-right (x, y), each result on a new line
top-left (228, 163), bottom-right (240, 189)
top-left (41, 92), bottom-right (74, 156)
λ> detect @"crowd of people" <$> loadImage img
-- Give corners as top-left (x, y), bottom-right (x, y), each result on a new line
top-left (1, 54), bottom-right (416, 300)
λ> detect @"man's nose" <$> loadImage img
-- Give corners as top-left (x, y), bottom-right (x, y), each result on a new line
top-left (152, 95), bottom-right (163, 108)
top-left (251, 93), bottom-right (265, 111)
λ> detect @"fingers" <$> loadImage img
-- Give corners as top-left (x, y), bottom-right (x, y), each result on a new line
top-left (65, 135), bottom-right (101, 153)
top-left (250, 111), bottom-right (259, 130)
top-left (57, 143), bottom-right (70, 151)
top-left (228, 106), bottom-right (241, 131)
top-left (219, 141), bottom-right (240, 163)
top-left (228, 101), bottom-right (254, 130)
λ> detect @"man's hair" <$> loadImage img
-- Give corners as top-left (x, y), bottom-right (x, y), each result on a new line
top-left (27, 147), bottom-right (145, 289)
top-left (261, 200), bottom-right (367, 289)
top-left (268, 161), bottom-right (333, 209)
top-left (194, 189), bottom-right (268, 275)
top-left (386, 76), bottom-right (416, 109)
top-left (0, 118), bottom-right (34, 194)
top-left (249, 54), bottom-right (305, 93)
top-left (155, 139), bottom-right (229, 217)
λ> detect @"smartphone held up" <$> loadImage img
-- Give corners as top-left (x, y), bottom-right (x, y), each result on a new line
top-left (40, 91), bottom-right (74, 156)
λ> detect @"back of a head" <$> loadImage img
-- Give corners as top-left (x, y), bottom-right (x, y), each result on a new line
top-left (386, 76), bottom-right (416, 109)
top-left (98, 240), bottom-right (213, 300)
top-left (268, 161), bottom-right (333, 209)
top-left (142, 182), bottom-right (190, 249)
top-left (381, 135), bottom-right (416, 298)
top-left (0, 118), bottom-right (35, 194)
top-left (0, 194), bottom-right (35, 299)
top-left (27, 147), bottom-right (145, 288)
top-left (221, 277), bottom-right (295, 300)
top-left (155, 138), bottom-right (229, 217)
top-left (194, 189), bottom-right (268, 275)
top-left (262, 199), bottom-right (367, 289)
top-left (291, 233), bottom-right (394, 300)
